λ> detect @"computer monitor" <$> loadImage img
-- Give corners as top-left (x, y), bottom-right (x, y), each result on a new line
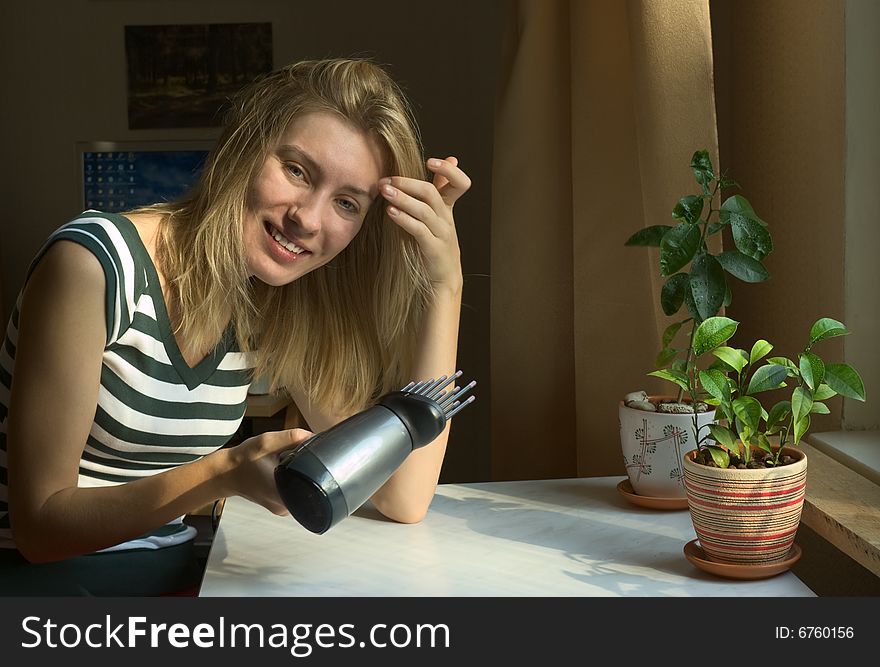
top-left (77, 140), bottom-right (214, 213)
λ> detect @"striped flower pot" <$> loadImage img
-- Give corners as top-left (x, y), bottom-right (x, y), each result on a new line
top-left (683, 446), bottom-right (807, 565)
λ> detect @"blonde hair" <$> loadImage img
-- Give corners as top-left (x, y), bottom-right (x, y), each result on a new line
top-left (141, 59), bottom-right (431, 414)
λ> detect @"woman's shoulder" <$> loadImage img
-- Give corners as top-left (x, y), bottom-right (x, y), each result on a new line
top-left (47, 210), bottom-right (144, 259)
top-left (29, 237), bottom-right (106, 289)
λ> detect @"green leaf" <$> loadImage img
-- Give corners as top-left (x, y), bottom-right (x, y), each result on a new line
top-left (672, 195), bottom-right (704, 224)
top-left (793, 414), bottom-right (812, 445)
top-left (693, 317), bottom-right (739, 356)
top-left (767, 356), bottom-right (799, 377)
top-left (712, 346), bottom-right (747, 373)
top-left (731, 217), bottom-right (773, 261)
top-left (707, 222), bottom-right (725, 236)
top-left (707, 446), bottom-right (730, 468)
top-left (733, 417), bottom-right (753, 448)
top-left (749, 340), bottom-right (773, 365)
top-left (719, 194), bottom-right (766, 225)
top-left (671, 358), bottom-right (688, 373)
top-left (799, 352), bottom-right (825, 391)
top-left (660, 223), bottom-right (702, 276)
top-left (792, 386), bottom-right (814, 425)
top-left (721, 196), bottom-right (773, 260)
top-left (812, 383), bottom-right (837, 400)
top-left (655, 347), bottom-right (678, 369)
top-left (625, 224), bottom-right (674, 247)
top-left (707, 424), bottom-right (737, 449)
top-left (647, 369), bottom-right (690, 393)
top-left (699, 369), bottom-right (731, 403)
top-left (732, 396), bottom-right (762, 433)
top-left (722, 281), bottom-right (733, 307)
top-left (746, 364), bottom-right (789, 394)
top-left (824, 364), bottom-right (867, 401)
top-left (662, 321), bottom-right (685, 349)
top-left (716, 251), bottom-right (770, 283)
top-left (683, 287), bottom-right (701, 323)
top-left (714, 402), bottom-right (733, 423)
top-left (691, 150), bottom-right (715, 187)
top-left (810, 402), bottom-right (831, 415)
top-left (809, 318), bottom-right (850, 345)
top-left (688, 254), bottom-right (726, 321)
top-left (755, 433), bottom-right (773, 455)
top-left (661, 273), bottom-right (690, 316)
top-left (766, 400), bottom-right (792, 433)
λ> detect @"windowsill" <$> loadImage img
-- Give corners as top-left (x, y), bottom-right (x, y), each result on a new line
top-left (807, 430), bottom-right (880, 486)
top-left (798, 439), bottom-right (880, 578)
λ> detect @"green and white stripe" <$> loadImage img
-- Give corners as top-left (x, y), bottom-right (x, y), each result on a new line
top-left (0, 211), bottom-right (253, 549)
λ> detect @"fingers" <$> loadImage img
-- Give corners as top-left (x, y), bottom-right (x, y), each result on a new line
top-left (430, 156), bottom-right (458, 191)
top-left (381, 180), bottom-right (439, 224)
top-left (427, 156), bottom-right (471, 207)
top-left (248, 428), bottom-right (315, 461)
top-left (380, 157), bottom-right (471, 239)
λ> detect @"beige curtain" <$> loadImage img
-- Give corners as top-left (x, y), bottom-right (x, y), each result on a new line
top-left (491, 0), bottom-right (720, 480)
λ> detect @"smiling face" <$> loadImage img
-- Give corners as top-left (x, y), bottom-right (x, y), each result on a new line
top-left (243, 110), bottom-right (386, 286)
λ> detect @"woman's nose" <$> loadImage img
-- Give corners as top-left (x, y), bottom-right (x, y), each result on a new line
top-left (288, 197), bottom-right (322, 235)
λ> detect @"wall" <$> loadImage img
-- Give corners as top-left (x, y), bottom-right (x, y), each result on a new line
top-left (844, 0), bottom-right (880, 430)
top-left (0, 0), bottom-right (502, 483)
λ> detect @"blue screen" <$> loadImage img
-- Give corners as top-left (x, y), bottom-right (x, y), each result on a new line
top-left (82, 149), bottom-right (209, 213)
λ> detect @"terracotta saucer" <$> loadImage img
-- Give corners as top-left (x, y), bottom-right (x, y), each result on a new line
top-left (683, 539), bottom-right (802, 580)
top-left (616, 478), bottom-right (689, 510)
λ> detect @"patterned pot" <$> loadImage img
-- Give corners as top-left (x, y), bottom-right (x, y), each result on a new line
top-left (619, 396), bottom-right (715, 498)
top-left (683, 446), bottom-right (807, 565)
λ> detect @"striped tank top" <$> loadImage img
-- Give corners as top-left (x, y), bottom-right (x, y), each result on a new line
top-left (0, 211), bottom-right (253, 551)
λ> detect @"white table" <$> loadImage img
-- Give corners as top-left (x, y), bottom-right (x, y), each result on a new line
top-left (199, 476), bottom-right (814, 597)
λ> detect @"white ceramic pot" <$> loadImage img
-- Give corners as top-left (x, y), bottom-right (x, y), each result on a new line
top-left (619, 396), bottom-right (715, 499)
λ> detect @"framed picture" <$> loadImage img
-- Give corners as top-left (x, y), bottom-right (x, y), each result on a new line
top-left (124, 22), bottom-right (273, 129)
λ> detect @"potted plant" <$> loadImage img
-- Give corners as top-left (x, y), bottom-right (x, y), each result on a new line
top-left (620, 150), bottom-right (772, 502)
top-left (679, 315), bottom-right (866, 572)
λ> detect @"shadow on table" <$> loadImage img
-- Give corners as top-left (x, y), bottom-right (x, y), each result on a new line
top-left (425, 479), bottom-right (733, 595)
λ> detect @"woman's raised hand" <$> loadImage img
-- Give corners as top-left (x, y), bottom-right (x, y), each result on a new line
top-left (380, 156), bottom-right (472, 291)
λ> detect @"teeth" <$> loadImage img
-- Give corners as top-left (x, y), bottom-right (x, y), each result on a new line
top-left (269, 226), bottom-right (305, 254)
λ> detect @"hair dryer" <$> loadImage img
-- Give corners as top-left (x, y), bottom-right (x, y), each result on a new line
top-left (274, 371), bottom-right (476, 534)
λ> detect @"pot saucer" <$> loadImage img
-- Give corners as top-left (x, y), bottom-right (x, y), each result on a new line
top-left (616, 479), bottom-right (689, 510)
top-left (683, 539), bottom-right (802, 580)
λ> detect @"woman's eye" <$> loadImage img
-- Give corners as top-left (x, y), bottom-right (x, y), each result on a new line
top-left (286, 164), bottom-right (305, 179)
top-left (337, 199), bottom-right (358, 213)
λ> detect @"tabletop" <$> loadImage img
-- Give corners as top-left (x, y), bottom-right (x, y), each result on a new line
top-left (199, 476), bottom-right (815, 597)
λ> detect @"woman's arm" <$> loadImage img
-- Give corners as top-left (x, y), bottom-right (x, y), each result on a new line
top-left (290, 157), bottom-right (471, 523)
top-left (371, 157), bottom-right (471, 522)
top-left (7, 241), bottom-right (308, 563)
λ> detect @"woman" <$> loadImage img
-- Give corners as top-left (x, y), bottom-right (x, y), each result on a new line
top-left (0, 59), bottom-right (470, 595)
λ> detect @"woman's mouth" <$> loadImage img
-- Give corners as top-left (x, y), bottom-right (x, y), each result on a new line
top-left (265, 222), bottom-right (310, 258)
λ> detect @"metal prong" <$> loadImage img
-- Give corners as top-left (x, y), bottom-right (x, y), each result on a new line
top-left (445, 395), bottom-right (476, 419)
top-left (401, 381), bottom-right (417, 392)
top-left (426, 371), bottom-right (463, 399)
top-left (420, 375), bottom-right (448, 397)
top-left (443, 380), bottom-right (476, 407)
top-left (409, 378), bottom-right (434, 394)
top-left (439, 388), bottom-right (461, 408)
